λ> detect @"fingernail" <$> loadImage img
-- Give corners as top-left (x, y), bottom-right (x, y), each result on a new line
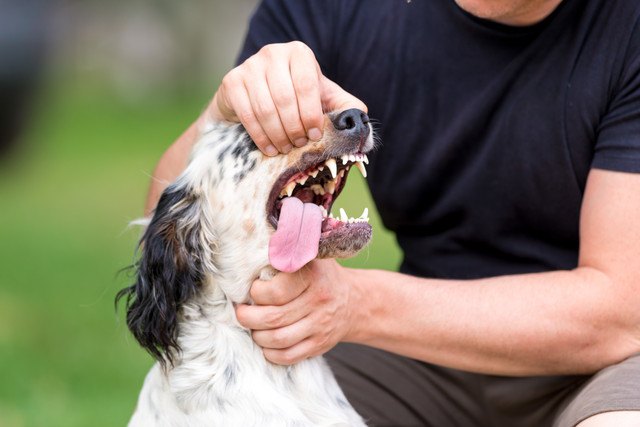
top-left (265, 144), bottom-right (278, 156)
top-left (281, 144), bottom-right (293, 154)
top-left (308, 128), bottom-right (322, 141)
top-left (294, 137), bottom-right (308, 147)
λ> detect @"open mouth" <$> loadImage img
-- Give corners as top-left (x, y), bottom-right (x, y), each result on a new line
top-left (268, 153), bottom-right (370, 234)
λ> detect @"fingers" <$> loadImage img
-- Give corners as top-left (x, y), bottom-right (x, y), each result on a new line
top-left (289, 46), bottom-right (324, 142)
top-left (211, 42), bottom-right (339, 156)
top-left (247, 75), bottom-right (293, 154)
top-left (236, 298), bottom-right (311, 331)
top-left (266, 60), bottom-right (309, 149)
top-left (263, 338), bottom-right (319, 366)
top-left (215, 77), bottom-right (278, 156)
top-left (320, 76), bottom-right (368, 114)
top-left (251, 315), bottom-right (313, 349)
top-left (249, 273), bottom-right (309, 306)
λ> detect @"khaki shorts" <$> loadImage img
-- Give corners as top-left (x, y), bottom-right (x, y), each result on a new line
top-left (326, 343), bottom-right (640, 427)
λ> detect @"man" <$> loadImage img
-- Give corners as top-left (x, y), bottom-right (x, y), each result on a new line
top-left (146, 0), bottom-right (640, 425)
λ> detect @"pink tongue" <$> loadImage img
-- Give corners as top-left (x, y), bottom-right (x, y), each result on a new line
top-left (269, 197), bottom-right (322, 273)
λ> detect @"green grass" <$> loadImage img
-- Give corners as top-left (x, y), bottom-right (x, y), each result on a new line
top-left (0, 80), bottom-right (400, 426)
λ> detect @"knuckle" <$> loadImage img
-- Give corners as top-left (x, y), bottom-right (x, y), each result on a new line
top-left (271, 89), bottom-right (295, 109)
top-left (254, 98), bottom-right (275, 119)
top-left (264, 310), bottom-right (285, 328)
top-left (289, 40), bottom-right (313, 56)
top-left (279, 349), bottom-right (297, 365)
top-left (221, 70), bottom-right (240, 89)
top-left (270, 330), bottom-right (288, 347)
top-left (295, 75), bottom-right (318, 97)
top-left (315, 287), bottom-right (332, 304)
top-left (284, 124), bottom-right (305, 139)
top-left (259, 43), bottom-right (281, 58)
top-left (268, 286), bottom-right (289, 305)
top-left (238, 109), bottom-right (257, 125)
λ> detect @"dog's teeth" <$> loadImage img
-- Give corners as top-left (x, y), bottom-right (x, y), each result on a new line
top-left (350, 154), bottom-right (357, 163)
top-left (319, 206), bottom-right (328, 218)
top-left (297, 176), bottom-right (308, 185)
top-left (309, 170), bottom-right (319, 178)
top-left (341, 155), bottom-right (350, 165)
top-left (359, 207), bottom-right (369, 219)
top-left (325, 158), bottom-right (337, 179)
top-left (325, 180), bottom-right (336, 195)
top-left (338, 169), bottom-right (345, 179)
top-left (285, 181), bottom-right (296, 197)
top-left (355, 161), bottom-right (367, 178)
top-left (363, 154), bottom-right (369, 164)
top-left (329, 213), bottom-right (334, 219)
top-left (339, 208), bottom-right (348, 222)
top-left (311, 184), bottom-right (325, 195)
top-left (318, 165), bottom-right (324, 171)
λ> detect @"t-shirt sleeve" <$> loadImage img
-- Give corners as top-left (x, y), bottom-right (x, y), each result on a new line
top-left (593, 19), bottom-right (640, 173)
top-left (235, 0), bottom-right (336, 74)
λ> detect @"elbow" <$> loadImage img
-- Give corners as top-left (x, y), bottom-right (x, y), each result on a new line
top-left (570, 267), bottom-right (640, 373)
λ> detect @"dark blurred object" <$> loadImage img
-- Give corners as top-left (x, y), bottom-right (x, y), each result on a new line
top-left (0, 0), bottom-right (52, 159)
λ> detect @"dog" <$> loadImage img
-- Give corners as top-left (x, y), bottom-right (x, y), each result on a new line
top-left (117, 108), bottom-right (374, 426)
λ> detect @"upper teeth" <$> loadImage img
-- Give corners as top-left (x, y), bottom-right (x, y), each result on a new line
top-left (278, 153), bottom-right (369, 198)
top-left (325, 158), bottom-right (337, 179)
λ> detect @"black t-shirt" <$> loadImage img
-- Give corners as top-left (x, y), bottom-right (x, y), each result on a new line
top-left (238, 0), bottom-right (640, 280)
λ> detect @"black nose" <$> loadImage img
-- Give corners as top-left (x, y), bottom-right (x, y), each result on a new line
top-left (331, 108), bottom-right (370, 138)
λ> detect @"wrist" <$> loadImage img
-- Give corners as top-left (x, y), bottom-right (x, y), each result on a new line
top-left (343, 267), bottom-right (376, 344)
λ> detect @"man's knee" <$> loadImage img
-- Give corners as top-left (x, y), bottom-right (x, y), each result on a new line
top-left (576, 411), bottom-right (640, 427)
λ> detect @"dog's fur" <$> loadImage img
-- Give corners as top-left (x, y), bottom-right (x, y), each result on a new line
top-left (118, 112), bottom-right (374, 426)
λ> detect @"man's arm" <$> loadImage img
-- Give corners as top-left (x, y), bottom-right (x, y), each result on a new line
top-left (237, 168), bottom-right (640, 375)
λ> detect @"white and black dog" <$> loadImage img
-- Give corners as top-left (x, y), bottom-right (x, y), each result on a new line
top-left (117, 109), bottom-right (374, 426)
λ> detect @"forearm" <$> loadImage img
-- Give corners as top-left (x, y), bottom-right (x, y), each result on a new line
top-left (347, 267), bottom-right (640, 376)
top-left (144, 118), bottom-right (203, 216)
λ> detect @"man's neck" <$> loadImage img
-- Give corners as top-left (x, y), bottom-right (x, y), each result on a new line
top-left (454, 0), bottom-right (564, 26)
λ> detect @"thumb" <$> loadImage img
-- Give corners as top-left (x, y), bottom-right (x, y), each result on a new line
top-left (320, 76), bottom-right (368, 114)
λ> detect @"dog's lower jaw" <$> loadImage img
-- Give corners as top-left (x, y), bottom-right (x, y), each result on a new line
top-left (129, 280), bottom-right (365, 427)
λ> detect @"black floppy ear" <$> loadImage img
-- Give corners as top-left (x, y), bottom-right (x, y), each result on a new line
top-left (117, 185), bottom-right (210, 366)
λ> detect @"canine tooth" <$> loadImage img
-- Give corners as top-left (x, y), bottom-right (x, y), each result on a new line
top-left (325, 180), bottom-right (336, 194)
top-left (309, 170), bottom-right (319, 178)
top-left (325, 158), bottom-right (337, 179)
top-left (355, 161), bottom-right (367, 178)
top-left (339, 208), bottom-right (348, 222)
top-left (297, 176), bottom-right (308, 185)
top-left (285, 181), bottom-right (296, 197)
top-left (359, 207), bottom-right (369, 219)
top-left (363, 154), bottom-right (369, 164)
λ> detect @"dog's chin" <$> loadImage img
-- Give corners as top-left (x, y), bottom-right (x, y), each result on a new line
top-left (317, 221), bottom-right (372, 259)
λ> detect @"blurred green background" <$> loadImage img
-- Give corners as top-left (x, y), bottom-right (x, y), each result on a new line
top-left (0, 1), bottom-right (400, 426)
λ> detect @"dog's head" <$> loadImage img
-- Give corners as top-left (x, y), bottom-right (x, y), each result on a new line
top-left (117, 109), bottom-right (374, 365)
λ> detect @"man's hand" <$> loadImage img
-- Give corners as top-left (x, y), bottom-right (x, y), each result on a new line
top-left (145, 41), bottom-right (366, 213)
top-left (208, 41), bottom-right (367, 156)
top-left (235, 259), bottom-right (360, 365)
